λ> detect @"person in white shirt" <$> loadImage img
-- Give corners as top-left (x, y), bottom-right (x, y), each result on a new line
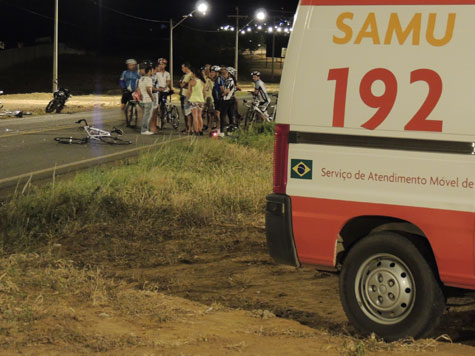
top-left (156, 58), bottom-right (172, 122)
top-left (138, 65), bottom-right (155, 135)
top-left (252, 71), bottom-right (271, 121)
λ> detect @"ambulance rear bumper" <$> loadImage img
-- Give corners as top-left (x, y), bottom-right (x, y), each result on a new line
top-left (265, 194), bottom-right (300, 267)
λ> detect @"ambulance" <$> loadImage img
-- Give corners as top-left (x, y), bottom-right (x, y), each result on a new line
top-left (266, 0), bottom-right (475, 340)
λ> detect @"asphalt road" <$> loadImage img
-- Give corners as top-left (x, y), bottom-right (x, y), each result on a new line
top-left (0, 108), bottom-right (187, 197)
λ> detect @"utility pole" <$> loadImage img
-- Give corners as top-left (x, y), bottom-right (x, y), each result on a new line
top-left (271, 16), bottom-right (277, 81)
top-left (228, 7), bottom-right (247, 82)
top-left (170, 18), bottom-right (174, 86)
top-left (271, 28), bottom-right (276, 81)
top-left (53, 0), bottom-right (59, 92)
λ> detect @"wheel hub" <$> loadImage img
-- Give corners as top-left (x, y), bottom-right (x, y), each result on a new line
top-left (355, 254), bottom-right (416, 325)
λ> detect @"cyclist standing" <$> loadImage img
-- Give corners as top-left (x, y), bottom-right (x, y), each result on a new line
top-left (219, 67), bottom-right (236, 135)
top-left (211, 66), bottom-right (224, 135)
top-left (119, 59), bottom-right (140, 110)
top-left (251, 71), bottom-right (270, 120)
top-left (156, 58), bottom-right (172, 122)
top-left (202, 65), bottom-right (215, 133)
top-left (180, 62), bottom-right (193, 134)
top-left (138, 64), bottom-right (155, 135)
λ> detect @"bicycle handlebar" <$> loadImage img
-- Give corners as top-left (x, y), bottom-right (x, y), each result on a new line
top-left (75, 119), bottom-right (88, 126)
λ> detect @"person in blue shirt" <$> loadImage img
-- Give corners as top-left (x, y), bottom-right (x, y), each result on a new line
top-left (210, 65), bottom-right (224, 134)
top-left (120, 59), bottom-right (140, 110)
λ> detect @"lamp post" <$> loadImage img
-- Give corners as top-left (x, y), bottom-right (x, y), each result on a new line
top-left (233, 9), bottom-right (267, 81)
top-left (53, 0), bottom-right (59, 92)
top-left (169, 1), bottom-right (208, 85)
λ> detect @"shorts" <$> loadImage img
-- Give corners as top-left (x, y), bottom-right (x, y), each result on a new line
top-left (184, 101), bottom-right (192, 116)
top-left (152, 93), bottom-right (159, 109)
top-left (215, 99), bottom-right (224, 113)
top-left (121, 91), bottom-right (132, 105)
top-left (190, 102), bottom-right (204, 109)
top-left (204, 97), bottom-right (215, 113)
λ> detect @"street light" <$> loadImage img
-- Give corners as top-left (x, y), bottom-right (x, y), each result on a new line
top-left (197, 2), bottom-right (208, 14)
top-left (256, 9), bottom-right (267, 21)
top-left (169, 1), bottom-right (208, 85)
top-left (233, 8), bottom-right (267, 81)
top-left (53, 0), bottom-right (59, 93)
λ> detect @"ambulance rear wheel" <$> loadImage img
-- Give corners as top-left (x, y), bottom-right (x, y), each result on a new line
top-left (339, 232), bottom-right (445, 341)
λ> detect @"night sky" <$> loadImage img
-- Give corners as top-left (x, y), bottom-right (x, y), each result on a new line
top-left (0, 0), bottom-right (298, 51)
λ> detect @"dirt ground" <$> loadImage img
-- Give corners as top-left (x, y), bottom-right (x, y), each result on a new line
top-left (3, 221), bottom-right (474, 355)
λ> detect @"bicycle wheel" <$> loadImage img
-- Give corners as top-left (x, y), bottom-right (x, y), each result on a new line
top-left (126, 103), bottom-right (138, 128)
top-left (55, 137), bottom-right (89, 144)
top-left (170, 106), bottom-right (180, 130)
top-left (46, 99), bottom-right (57, 113)
top-left (100, 136), bottom-right (132, 145)
top-left (244, 108), bottom-right (255, 129)
top-left (158, 103), bottom-right (165, 129)
top-left (56, 102), bottom-right (65, 113)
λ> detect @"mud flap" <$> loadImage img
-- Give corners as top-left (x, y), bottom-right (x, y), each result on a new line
top-left (265, 194), bottom-right (300, 267)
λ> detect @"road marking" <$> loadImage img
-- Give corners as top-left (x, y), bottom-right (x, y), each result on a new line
top-left (0, 136), bottom-right (189, 186)
top-left (0, 117), bottom-right (123, 138)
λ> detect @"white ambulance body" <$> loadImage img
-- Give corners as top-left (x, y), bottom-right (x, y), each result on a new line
top-left (266, 0), bottom-right (475, 340)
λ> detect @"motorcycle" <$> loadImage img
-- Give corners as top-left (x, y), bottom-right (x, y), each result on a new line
top-left (46, 82), bottom-right (71, 114)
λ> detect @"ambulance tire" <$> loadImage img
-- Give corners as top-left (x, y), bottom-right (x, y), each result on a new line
top-left (339, 232), bottom-right (446, 341)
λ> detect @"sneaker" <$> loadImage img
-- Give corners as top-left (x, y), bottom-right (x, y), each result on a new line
top-left (141, 131), bottom-right (154, 135)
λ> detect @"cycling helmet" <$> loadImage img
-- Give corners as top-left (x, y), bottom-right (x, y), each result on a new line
top-left (227, 67), bottom-right (237, 77)
top-left (158, 58), bottom-right (168, 65)
top-left (251, 71), bottom-right (261, 77)
top-left (126, 59), bottom-right (137, 65)
top-left (211, 65), bottom-right (221, 72)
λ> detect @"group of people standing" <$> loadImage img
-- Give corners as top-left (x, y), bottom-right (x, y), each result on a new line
top-left (120, 58), bottom-right (269, 136)
top-left (179, 63), bottom-right (240, 137)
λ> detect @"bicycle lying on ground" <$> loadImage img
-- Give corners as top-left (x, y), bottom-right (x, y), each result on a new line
top-left (0, 91), bottom-right (32, 118)
top-left (46, 81), bottom-right (71, 114)
top-left (242, 92), bottom-right (278, 128)
top-left (55, 119), bottom-right (132, 145)
top-left (159, 91), bottom-right (179, 130)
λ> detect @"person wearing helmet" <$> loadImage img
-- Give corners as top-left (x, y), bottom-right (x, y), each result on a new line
top-left (156, 58), bottom-right (172, 125)
top-left (252, 71), bottom-right (270, 119)
top-left (227, 67), bottom-right (242, 125)
top-left (219, 66), bottom-right (236, 134)
top-left (120, 59), bottom-right (140, 110)
top-left (211, 66), bottom-right (223, 134)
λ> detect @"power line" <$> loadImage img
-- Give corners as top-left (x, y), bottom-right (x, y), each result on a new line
top-left (88, 0), bottom-right (168, 23)
top-left (180, 24), bottom-right (221, 33)
top-left (2, 2), bottom-right (78, 27)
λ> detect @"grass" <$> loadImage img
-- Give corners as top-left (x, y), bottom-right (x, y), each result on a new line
top-left (0, 124), bottom-right (275, 254)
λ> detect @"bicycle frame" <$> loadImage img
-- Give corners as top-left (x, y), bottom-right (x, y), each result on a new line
top-left (245, 98), bottom-right (272, 123)
top-left (77, 119), bottom-right (120, 141)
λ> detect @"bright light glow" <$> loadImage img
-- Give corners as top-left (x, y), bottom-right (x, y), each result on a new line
top-left (268, 27), bottom-right (273, 33)
top-left (247, 27), bottom-right (252, 32)
top-left (277, 27), bottom-right (282, 32)
top-left (197, 2), bottom-right (208, 14)
top-left (256, 9), bottom-right (267, 21)
top-left (241, 30), bottom-right (246, 34)
top-left (257, 25), bottom-right (262, 30)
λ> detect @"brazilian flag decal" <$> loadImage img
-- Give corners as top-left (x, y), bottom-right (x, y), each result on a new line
top-left (291, 159), bottom-right (313, 180)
